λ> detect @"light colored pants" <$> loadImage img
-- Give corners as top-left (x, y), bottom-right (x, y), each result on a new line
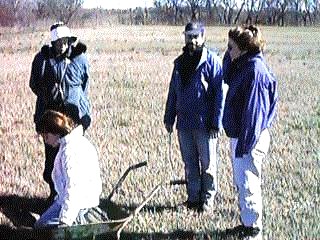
top-left (230, 129), bottom-right (270, 240)
top-left (178, 129), bottom-right (218, 205)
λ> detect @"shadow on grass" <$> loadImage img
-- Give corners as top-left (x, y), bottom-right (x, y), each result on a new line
top-left (0, 195), bottom-right (47, 228)
top-left (101, 200), bottom-right (179, 214)
top-left (0, 195), bottom-right (249, 240)
top-left (111, 191), bottom-right (229, 214)
top-left (0, 227), bottom-right (246, 240)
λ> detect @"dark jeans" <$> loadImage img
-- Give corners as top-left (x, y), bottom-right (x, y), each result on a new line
top-left (44, 143), bottom-right (59, 199)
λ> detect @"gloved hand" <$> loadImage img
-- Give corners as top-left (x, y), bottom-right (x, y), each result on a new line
top-left (209, 127), bottom-right (221, 138)
top-left (165, 124), bottom-right (173, 133)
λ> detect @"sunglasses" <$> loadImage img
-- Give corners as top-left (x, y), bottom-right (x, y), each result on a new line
top-left (186, 33), bottom-right (200, 39)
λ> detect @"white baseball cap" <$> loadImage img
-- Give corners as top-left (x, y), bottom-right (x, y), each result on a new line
top-left (50, 22), bottom-right (75, 42)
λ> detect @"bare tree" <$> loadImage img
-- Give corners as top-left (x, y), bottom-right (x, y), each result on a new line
top-left (0, 0), bottom-right (19, 21)
top-left (153, 0), bottom-right (185, 24)
top-left (170, 0), bottom-right (185, 24)
top-left (0, 0), bottom-right (34, 26)
top-left (154, 0), bottom-right (175, 23)
top-left (265, 0), bottom-right (280, 25)
top-left (244, 0), bottom-right (266, 24)
top-left (220, 0), bottom-right (238, 24)
top-left (206, 0), bottom-right (212, 20)
top-left (151, 0), bottom-right (319, 25)
top-left (33, 0), bottom-right (49, 19)
top-left (41, 0), bottom-right (84, 24)
top-left (185, 0), bottom-right (205, 20)
top-left (204, 0), bottom-right (220, 24)
top-left (277, 0), bottom-right (289, 26)
top-left (290, 0), bottom-right (303, 25)
top-left (302, 0), bottom-right (319, 25)
top-left (234, 0), bottom-right (245, 24)
top-left (313, 0), bottom-right (320, 23)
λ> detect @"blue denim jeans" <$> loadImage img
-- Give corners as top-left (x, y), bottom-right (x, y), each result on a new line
top-left (34, 201), bottom-right (89, 228)
top-left (34, 200), bottom-right (62, 228)
top-left (178, 129), bottom-right (218, 204)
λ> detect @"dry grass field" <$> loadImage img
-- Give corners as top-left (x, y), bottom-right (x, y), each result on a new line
top-left (0, 25), bottom-right (319, 239)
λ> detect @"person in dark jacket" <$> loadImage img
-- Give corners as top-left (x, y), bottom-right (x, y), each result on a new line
top-left (164, 22), bottom-right (225, 211)
top-left (222, 25), bottom-right (278, 239)
top-left (29, 22), bottom-right (91, 202)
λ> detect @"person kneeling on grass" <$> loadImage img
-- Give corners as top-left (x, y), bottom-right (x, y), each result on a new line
top-left (34, 110), bottom-right (106, 228)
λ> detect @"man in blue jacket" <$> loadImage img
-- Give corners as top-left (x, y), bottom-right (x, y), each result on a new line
top-left (164, 22), bottom-right (224, 211)
top-left (29, 22), bottom-right (91, 203)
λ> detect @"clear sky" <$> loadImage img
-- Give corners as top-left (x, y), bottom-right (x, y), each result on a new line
top-left (83, 0), bottom-right (154, 9)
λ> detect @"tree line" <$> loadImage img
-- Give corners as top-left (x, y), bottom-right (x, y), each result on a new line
top-left (0, 0), bottom-right (319, 27)
top-left (152, 0), bottom-right (320, 26)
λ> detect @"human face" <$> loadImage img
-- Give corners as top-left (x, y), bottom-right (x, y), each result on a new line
top-left (42, 133), bottom-right (60, 147)
top-left (227, 38), bottom-right (242, 62)
top-left (185, 33), bottom-right (205, 53)
top-left (52, 37), bottom-right (69, 56)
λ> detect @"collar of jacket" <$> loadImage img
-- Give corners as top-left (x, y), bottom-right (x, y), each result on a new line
top-left (178, 46), bottom-right (207, 86)
top-left (224, 51), bottom-right (263, 85)
top-left (178, 46), bottom-right (208, 71)
top-left (180, 46), bottom-right (208, 69)
top-left (59, 125), bottom-right (84, 145)
top-left (197, 46), bottom-right (208, 70)
top-left (40, 41), bottom-right (87, 60)
top-left (233, 51), bottom-right (263, 69)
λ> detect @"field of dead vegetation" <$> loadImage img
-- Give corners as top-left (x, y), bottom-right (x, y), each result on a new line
top-left (0, 25), bottom-right (319, 239)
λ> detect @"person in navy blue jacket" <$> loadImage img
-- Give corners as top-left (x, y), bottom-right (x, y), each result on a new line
top-left (223, 25), bottom-right (278, 239)
top-left (29, 22), bottom-right (91, 203)
top-left (164, 22), bottom-right (224, 212)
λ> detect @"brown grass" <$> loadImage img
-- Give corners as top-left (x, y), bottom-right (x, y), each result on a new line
top-left (0, 25), bottom-right (319, 239)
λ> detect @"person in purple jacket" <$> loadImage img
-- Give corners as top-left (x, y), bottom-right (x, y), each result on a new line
top-left (164, 22), bottom-right (224, 212)
top-left (223, 25), bottom-right (278, 239)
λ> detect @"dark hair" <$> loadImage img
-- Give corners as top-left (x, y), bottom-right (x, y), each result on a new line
top-left (228, 25), bottom-right (265, 53)
top-left (38, 110), bottom-right (75, 137)
top-left (50, 21), bottom-right (65, 31)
